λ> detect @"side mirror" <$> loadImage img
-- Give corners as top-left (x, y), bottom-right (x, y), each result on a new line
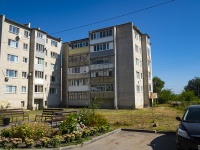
top-left (176, 116), bottom-right (182, 121)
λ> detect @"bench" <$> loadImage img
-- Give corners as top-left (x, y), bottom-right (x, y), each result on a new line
top-left (35, 108), bottom-right (77, 127)
top-left (0, 108), bottom-right (29, 124)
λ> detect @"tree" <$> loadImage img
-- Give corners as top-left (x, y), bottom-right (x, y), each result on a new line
top-left (158, 89), bottom-right (174, 104)
top-left (179, 90), bottom-right (195, 101)
top-left (184, 77), bottom-right (200, 97)
top-left (153, 76), bottom-right (165, 94)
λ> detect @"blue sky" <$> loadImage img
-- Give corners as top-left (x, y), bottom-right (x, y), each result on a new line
top-left (1, 0), bottom-right (200, 94)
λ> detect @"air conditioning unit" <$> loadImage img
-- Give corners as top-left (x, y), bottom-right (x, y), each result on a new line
top-left (5, 77), bottom-right (9, 82)
top-left (15, 35), bottom-right (21, 41)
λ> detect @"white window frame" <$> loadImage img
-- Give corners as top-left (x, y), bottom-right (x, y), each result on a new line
top-left (23, 57), bottom-right (28, 63)
top-left (24, 30), bottom-right (29, 37)
top-left (23, 43), bottom-right (28, 50)
top-left (35, 85), bottom-right (43, 93)
top-left (7, 54), bottom-right (18, 63)
top-left (6, 85), bottom-right (17, 93)
top-left (6, 69), bottom-right (17, 78)
top-left (35, 57), bottom-right (44, 65)
top-left (37, 32), bottom-right (43, 38)
top-left (22, 72), bottom-right (27, 78)
top-left (8, 39), bottom-right (18, 48)
top-left (51, 40), bottom-right (57, 47)
top-left (21, 86), bottom-right (26, 93)
top-left (9, 25), bottom-right (19, 35)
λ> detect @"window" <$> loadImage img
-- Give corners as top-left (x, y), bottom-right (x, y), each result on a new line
top-left (36, 43), bottom-right (44, 52)
top-left (6, 85), bottom-right (17, 93)
top-left (135, 45), bottom-right (138, 52)
top-left (46, 38), bottom-right (48, 43)
top-left (69, 79), bottom-right (87, 86)
top-left (90, 29), bottom-right (113, 40)
top-left (6, 70), bottom-right (17, 78)
top-left (35, 57), bottom-right (44, 65)
top-left (141, 86), bottom-right (143, 93)
top-left (50, 88), bottom-right (57, 94)
top-left (136, 85), bottom-right (140, 93)
top-left (21, 86), bottom-right (26, 93)
top-left (136, 71), bottom-right (140, 79)
top-left (147, 48), bottom-right (151, 56)
top-left (91, 84), bottom-right (113, 92)
top-left (51, 63), bottom-right (57, 70)
top-left (51, 76), bottom-right (56, 82)
top-left (24, 30), bottom-right (29, 37)
top-left (68, 92), bottom-right (89, 100)
top-left (7, 54), bottom-right (18, 63)
top-left (45, 62), bottom-right (47, 67)
top-left (141, 73), bottom-right (143, 79)
top-left (94, 42), bottom-right (110, 52)
top-left (51, 52), bottom-right (57, 59)
top-left (149, 85), bottom-right (152, 92)
top-left (148, 72), bottom-right (152, 79)
top-left (23, 57), bottom-right (28, 63)
top-left (37, 32), bottom-right (43, 38)
top-left (45, 75), bottom-right (47, 80)
top-left (8, 39), bottom-right (18, 48)
top-left (22, 72), bottom-right (27, 78)
top-left (35, 71), bottom-right (44, 78)
top-left (51, 40), bottom-right (57, 47)
top-left (136, 58), bottom-right (139, 66)
top-left (35, 85), bottom-right (43, 93)
top-left (135, 31), bottom-right (138, 40)
top-left (9, 25), bottom-right (19, 34)
top-left (148, 60), bottom-right (151, 68)
top-left (23, 43), bottom-right (28, 50)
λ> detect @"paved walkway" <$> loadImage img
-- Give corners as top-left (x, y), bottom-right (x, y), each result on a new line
top-left (71, 130), bottom-right (176, 150)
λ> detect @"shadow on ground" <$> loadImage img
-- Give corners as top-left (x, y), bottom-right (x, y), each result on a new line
top-left (150, 133), bottom-right (176, 150)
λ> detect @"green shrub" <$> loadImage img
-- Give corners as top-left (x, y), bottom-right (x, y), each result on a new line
top-left (58, 113), bottom-right (78, 134)
top-left (1, 122), bottom-right (53, 141)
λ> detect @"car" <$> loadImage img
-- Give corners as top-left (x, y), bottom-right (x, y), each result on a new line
top-left (176, 105), bottom-right (200, 150)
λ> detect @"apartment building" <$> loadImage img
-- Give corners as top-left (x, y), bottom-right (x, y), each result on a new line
top-left (62, 22), bottom-right (153, 109)
top-left (62, 38), bottom-right (90, 107)
top-left (0, 15), bottom-right (62, 110)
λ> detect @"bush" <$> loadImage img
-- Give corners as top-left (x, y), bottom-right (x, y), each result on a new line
top-left (59, 113), bottom-right (78, 134)
top-left (1, 122), bottom-right (53, 141)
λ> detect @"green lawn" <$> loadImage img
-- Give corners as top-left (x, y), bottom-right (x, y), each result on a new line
top-left (0, 105), bottom-right (184, 132)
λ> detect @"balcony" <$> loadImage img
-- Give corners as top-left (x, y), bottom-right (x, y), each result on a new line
top-left (90, 36), bottom-right (113, 45)
top-left (68, 60), bottom-right (89, 67)
top-left (90, 63), bottom-right (113, 70)
top-left (69, 85), bottom-right (90, 92)
top-left (69, 47), bottom-right (89, 55)
top-left (34, 93), bottom-right (44, 99)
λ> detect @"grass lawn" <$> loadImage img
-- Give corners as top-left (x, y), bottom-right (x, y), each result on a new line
top-left (0, 105), bottom-right (184, 132)
top-left (97, 105), bottom-right (184, 132)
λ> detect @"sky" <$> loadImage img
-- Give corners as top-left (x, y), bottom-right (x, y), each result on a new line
top-left (0, 0), bottom-right (200, 94)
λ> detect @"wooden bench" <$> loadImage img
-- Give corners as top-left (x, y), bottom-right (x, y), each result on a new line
top-left (35, 108), bottom-right (77, 127)
top-left (0, 108), bottom-right (29, 124)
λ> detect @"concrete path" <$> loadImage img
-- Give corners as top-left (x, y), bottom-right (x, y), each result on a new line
top-left (72, 130), bottom-right (176, 150)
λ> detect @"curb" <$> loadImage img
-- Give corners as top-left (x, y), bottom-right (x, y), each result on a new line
top-left (121, 128), bottom-right (156, 133)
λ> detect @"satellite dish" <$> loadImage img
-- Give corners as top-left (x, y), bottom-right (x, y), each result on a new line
top-left (5, 77), bottom-right (9, 82)
top-left (15, 36), bottom-right (20, 41)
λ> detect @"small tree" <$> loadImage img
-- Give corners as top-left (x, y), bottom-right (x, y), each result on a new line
top-left (184, 77), bottom-right (200, 97)
top-left (179, 90), bottom-right (195, 101)
top-left (158, 89), bottom-right (174, 104)
top-left (153, 76), bottom-right (165, 94)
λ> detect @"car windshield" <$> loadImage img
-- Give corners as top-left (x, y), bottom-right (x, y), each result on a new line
top-left (183, 108), bottom-right (200, 123)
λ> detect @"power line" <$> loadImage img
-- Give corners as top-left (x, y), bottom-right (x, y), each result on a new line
top-left (49, 0), bottom-right (176, 35)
